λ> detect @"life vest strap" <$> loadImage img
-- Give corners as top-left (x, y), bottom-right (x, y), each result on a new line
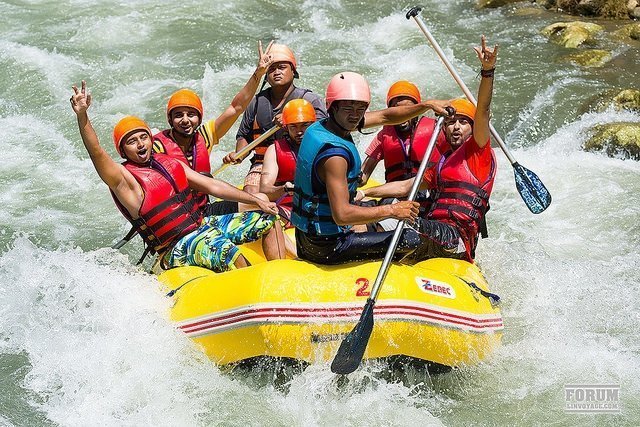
top-left (112, 226), bottom-right (138, 249)
top-left (437, 191), bottom-right (487, 209)
top-left (142, 188), bottom-right (191, 220)
top-left (432, 203), bottom-right (481, 220)
top-left (440, 180), bottom-right (489, 200)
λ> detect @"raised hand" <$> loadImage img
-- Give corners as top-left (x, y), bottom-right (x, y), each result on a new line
top-left (70, 80), bottom-right (92, 115)
top-left (255, 40), bottom-right (274, 78)
top-left (473, 35), bottom-right (499, 70)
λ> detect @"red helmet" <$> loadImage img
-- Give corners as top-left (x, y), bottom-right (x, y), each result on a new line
top-left (325, 72), bottom-right (371, 110)
top-left (113, 116), bottom-right (152, 157)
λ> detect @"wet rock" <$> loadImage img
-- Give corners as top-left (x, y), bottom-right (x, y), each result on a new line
top-left (537, 0), bottom-right (632, 18)
top-left (579, 89), bottom-right (640, 114)
top-left (541, 22), bottom-right (604, 48)
top-left (612, 89), bottom-right (640, 112)
top-left (563, 49), bottom-right (612, 67)
top-left (535, 0), bottom-right (556, 8)
top-left (584, 122), bottom-right (640, 160)
top-left (477, 0), bottom-right (522, 7)
top-left (614, 22), bottom-right (640, 41)
top-left (633, 7), bottom-right (640, 19)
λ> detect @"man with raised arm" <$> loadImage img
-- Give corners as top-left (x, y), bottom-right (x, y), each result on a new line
top-left (231, 43), bottom-right (327, 194)
top-left (70, 81), bottom-right (286, 272)
top-left (359, 36), bottom-right (499, 263)
top-left (154, 41), bottom-right (274, 216)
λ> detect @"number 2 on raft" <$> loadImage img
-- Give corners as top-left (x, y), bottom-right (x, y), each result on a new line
top-left (355, 278), bottom-right (371, 296)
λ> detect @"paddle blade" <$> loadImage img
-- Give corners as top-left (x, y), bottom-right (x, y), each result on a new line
top-left (330, 299), bottom-right (375, 375)
top-left (513, 162), bottom-right (552, 214)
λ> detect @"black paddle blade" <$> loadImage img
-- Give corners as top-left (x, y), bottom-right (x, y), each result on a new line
top-left (331, 299), bottom-right (375, 375)
top-left (513, 162), bottom-right (552, 214)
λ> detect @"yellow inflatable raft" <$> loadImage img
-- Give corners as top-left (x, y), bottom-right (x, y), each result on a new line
top-left (158, 231), bottom-right (503, 370)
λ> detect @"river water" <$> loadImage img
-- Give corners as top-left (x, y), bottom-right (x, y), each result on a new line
top-left (0, 0), bottom-right (638, 425)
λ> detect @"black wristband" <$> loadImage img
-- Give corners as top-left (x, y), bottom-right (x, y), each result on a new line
top-left (480, 68), bottom-right (495, 78)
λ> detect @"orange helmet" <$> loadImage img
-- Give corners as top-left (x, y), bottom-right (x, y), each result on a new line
top-left (325, 72), bottom-right (371, 110)
top-left (386, 80), bottom-right (421, 106)
top-left (166, 89), bottom-right (203, 124)
top-left (270, 43), bottom-right (298, 77)
top-left (450, 98), bottom-right (476, 121)
top-left (113, 116), bottom-right (152, 157)
top-left (281, 99), bottom-right (316, 126)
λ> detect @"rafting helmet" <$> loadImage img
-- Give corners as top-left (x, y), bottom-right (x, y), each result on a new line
top-left (450, 98), bottom-right (476, 122)
top-left (325, 72), bottom-right (371, 110)
top-left (113, 116), bottom-right (152, 157)
top-left (270, 44), bottom-right (299, 78)
top-left (166, 89), bottom-right (203, 125)
top-left (281, 99), bottom-right (316, 126)
top-left (386, 80), bottom-right (421, 106)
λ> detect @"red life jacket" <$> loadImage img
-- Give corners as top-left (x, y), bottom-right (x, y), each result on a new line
top-left (153, 129), bottom-right (210, 210)
top-left (427, 139), bottom-right (496, 261)
top-left (381, 116), bottom-right (448, 183)
top-left (274, 137), bottom-right (297, 185)
top-left (273, 137), bottom-right (298, 226)
top-left (112, 154), bottom-right (203, 253)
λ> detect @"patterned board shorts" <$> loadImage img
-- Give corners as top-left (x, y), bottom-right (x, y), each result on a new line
top-left (243, 162), bottom-right (263, 187)
top-left (168, 211), bottom-right (275, 272)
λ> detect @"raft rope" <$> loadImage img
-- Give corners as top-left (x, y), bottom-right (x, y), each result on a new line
top-left (166, 275), bottom-right (209, 297)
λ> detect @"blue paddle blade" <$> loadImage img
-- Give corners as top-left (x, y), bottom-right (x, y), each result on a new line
top-left (513, 162), bottom-right (552, 214)
top-left (331, 299), bottom-right (375, 375)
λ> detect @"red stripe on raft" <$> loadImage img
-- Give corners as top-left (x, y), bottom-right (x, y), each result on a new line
top-left (181, 313), bottom-right (503, 336)
top-left (179, 306), bottom-right (503, 335)
top-left (179, 304), bottom-right (501, 330)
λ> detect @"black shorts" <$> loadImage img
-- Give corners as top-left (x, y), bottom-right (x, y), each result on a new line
top-left (295, 227), bottom-right (421, 265)
top-left (408, 219), bottom-right (467, 261)
top-left (203, 200), bottom-right (239, 217)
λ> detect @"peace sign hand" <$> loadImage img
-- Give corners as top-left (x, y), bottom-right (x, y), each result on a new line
top-left (473, 35), bottom-right (499, 71)
top-left (255, 40), bottom-right (274, 78)
top-left (70, 80), bottom-right (92, 115)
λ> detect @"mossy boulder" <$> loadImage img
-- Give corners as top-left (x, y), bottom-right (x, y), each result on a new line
top-left (584, 122), bottom-right (640, 160)
top-left (563, 49), bottom-right (611, 67)
top-left (543, 0), bottom-right (630, 18)
top-left (580, 89), bottom-right (640, 114)
top-left (614, 22), bottom-right (640, 41)
top-left (612, 89), bottom-right (640, 112)
top-left (541, 22), bottom-right (604, 48)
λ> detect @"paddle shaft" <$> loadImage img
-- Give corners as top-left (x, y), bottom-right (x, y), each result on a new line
top-left (212, 124), bottom-right (281, 176)
top-left (368, 115), bottom-right (446, 301)
top-left (407, 8), bottom-right (516, 165)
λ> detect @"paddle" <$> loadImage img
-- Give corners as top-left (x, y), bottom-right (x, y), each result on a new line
top-left (331, 114), bottom-right (448, 375)
top-left (406, 6), bottom-right (551, 214)
top-left (212, 124), bottom-right (281, 176)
